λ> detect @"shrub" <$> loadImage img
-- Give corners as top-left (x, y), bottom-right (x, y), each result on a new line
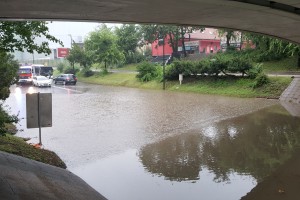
top-left (208, 56), bottom-right (229, 76)
top-left (125, 51), bottom-right (145, 64)
top-left (165, 60), bottom-right (195, 80)
top-left (0, 105), bottom-right (19, 136)
top-left (253, 73), bottom-right (269, 88)
top-left (136, 62), bottom-right (159, 82)
top-left (64, 67), bottom-right (80, 74)
top-left (227, 57), bottom-right (252, 76)
top-left (248, 63), bottom-right (263, 79)
top-left (56, 63), bottom-right (65, 73)
top-left (81, 68), bottom-right (94, 77)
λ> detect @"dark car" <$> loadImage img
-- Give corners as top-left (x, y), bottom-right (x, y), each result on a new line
top-left (54, 74), bottom-right (77, 85)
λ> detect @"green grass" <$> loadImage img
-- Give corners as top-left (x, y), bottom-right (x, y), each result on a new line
top-left (168, 76), bottom-right (291, 98)
top-left (0, 134), bottom-right (66, 168)
top-left (116, 63), bottom-right (138, 71)
top-left (78, 72), bottom-right (292, 98)
top-left (78, 72), bottom-right (163, 89)
top-left (261, 56), bottom-right (300, 73)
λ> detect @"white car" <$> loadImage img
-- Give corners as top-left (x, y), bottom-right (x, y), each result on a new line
top-left (33, 76), bottom-right (52, 87)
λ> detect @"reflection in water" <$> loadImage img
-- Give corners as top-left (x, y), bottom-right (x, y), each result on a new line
top-left (72, 149), bottom-right (256, 200)
top-left (139, 105), bottom-right (300, 184)
top-left (241, 148), bottom-right (300, 200)
top-left (140, 134), bottom-right (203, 181)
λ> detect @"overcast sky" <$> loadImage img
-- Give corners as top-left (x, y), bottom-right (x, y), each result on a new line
top-left (46, 21), bottom-right (120, 48)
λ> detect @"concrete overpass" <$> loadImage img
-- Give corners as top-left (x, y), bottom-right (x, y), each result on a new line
top-left (0, 0), bottom-right (300, 44)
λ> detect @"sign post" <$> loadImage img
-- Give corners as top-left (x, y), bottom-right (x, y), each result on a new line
top-left (26, 93), bottom-right (52, 145)
top-left (179, 74), bottom-right (183, 85)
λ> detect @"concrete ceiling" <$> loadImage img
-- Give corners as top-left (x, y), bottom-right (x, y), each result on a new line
top-left (1, 0), bottom-right (300, 44)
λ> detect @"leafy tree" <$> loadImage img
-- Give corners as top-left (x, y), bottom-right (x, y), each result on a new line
top-left (140, 24), bottom-right (204, 57)
top-left (67, 44), bottom-right (92, 70)
top-left (244, 33), bottom-right (300, 66)
top-left (115, 24), bottom-right (142, 63)
top-left (85, 24), bottom-right (125, 69)
top-left (0, 52), bottom-right (19, 100)
top-left (0, 21), bottom-right (62, 54)
top-left (218, 29), bottom-right (239, 50)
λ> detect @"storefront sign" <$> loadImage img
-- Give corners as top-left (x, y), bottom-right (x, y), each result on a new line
top-left (57, 48), bottom-right (70, 58)
top-left (184, 41), bottom-right (199, 46)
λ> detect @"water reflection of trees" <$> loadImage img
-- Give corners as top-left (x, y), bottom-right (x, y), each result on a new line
top-left (138, 105), bottom-right (300, 182)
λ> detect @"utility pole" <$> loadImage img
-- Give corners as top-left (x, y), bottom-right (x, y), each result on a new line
top-left (163, 37), bottom-right (165, 90)
top-left (159, 35), bottom-right (166, 90)
top-left (68, 34), bottom-right (73, 48)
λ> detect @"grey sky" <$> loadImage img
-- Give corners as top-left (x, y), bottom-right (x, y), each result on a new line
top-left (46, 21), bottom-right (119, 48)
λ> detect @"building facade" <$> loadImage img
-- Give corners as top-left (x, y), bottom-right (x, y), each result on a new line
top-left (151, 28), bottom-right (221, 58)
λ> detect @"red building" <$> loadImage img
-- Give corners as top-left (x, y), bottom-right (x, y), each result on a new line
top-left (151, 28), bottom-right (221, 57)
top-left (151, 36), bottom-right (173, 57)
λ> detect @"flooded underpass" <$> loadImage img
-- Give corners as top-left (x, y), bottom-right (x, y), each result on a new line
top-left (5, 83), bottom-right (300, 200)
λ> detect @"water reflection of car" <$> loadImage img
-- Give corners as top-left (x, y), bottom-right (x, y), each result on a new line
top-left (33, 76), bottom-right (52, 87)
top-left (54, 74), bottom-right (77, 85)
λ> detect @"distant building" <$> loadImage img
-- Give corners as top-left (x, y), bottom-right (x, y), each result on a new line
top-left (12, 34), bottom-right (84, 65)
top-left (151, 28), bottom-right (221, 58)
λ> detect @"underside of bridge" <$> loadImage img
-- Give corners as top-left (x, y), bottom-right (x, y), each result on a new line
top-left (0, 0), bottom-right (300, 44)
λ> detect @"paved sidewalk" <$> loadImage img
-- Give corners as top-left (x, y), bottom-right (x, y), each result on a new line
top-left (280, 77), bottom-right (300, 104)
top-left (0, 151), bottom-right (107, 200)
top-left (280, 76), bottom-right (300, 117)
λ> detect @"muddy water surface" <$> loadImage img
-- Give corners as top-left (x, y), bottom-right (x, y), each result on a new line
top-left (6, 83), bottom-right (300, 200)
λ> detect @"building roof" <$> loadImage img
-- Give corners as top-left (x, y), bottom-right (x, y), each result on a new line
top-left (186, 28), bottom-right (221, 40)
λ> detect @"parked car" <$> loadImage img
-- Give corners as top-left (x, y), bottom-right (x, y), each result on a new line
top-left (33, 76), bottom-right (52, 87)
top-left (54, 74), bottom-right (77, 85)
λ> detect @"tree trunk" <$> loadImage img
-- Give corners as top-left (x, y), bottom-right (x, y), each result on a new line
top-left (168, 33), bottom-right (176, 53)
top-left (181, 27), bottom-right (187, 57)
top-left (72, 62), bottom-right (75, 74)
top-left (240, 32), bottom-right (243, 51)
top-left (226, 34), bottom-right (230, 49)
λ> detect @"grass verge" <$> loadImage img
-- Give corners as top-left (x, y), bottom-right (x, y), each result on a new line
top-left (78, 72), bottom-right (292, 98)
top-left (0, 134), bottom-right (66, 169)
top-left (261, 56), bottom-right (300, 73)
top-left (116, 63), bottom-right (138, 71)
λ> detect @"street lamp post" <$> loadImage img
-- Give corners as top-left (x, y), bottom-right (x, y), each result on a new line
top-left (159, 37), bottom-right (166, 90)
top-left (162, 37), bottom-right (165, 90)
top-left (68, 34), bottom-right (73, 48)
top-left (68, 34), bottom-right (75, 74)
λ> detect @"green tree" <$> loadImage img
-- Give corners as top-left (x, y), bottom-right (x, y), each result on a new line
top-left (0, 52), bottom-right (19, 100)
top-left (115, 24), bottom-right (142, 64)
top-left (85, 24), bottom-right (125, 69)
top-left (67, 44), bottom-right (92, 70)
top-left (140, 25), bottom-right (204, 57)
top-left (218, 29), bottom-right (239, 50)
top-left (244, 33), bottom-right (300, 66)
top-left (0, 21), bottom-right (62, 54)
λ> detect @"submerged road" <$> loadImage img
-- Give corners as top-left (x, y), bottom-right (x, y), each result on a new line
top-left (4, 82), bottom-right (300, 200)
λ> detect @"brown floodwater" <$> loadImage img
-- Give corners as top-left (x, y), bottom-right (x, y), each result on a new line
top-left (6, 83), bottom-right (300, 200)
